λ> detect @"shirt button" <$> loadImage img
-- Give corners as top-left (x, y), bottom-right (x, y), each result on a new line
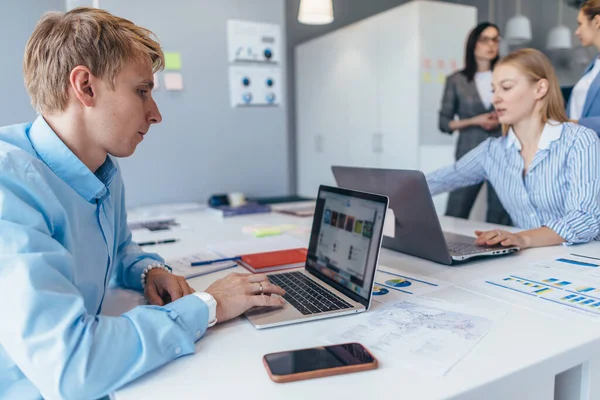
top-left (530, 213), bottom-right (535, 217)
top-left (196, 331), bottom-right (202, 338)
top-left (174, 347), bottom-right (182, 355)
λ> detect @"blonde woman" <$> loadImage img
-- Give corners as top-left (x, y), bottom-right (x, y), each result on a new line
top-left (427, 49), bottom-right (600, 249)
top-left (570, 0), bottom-right (600, 132)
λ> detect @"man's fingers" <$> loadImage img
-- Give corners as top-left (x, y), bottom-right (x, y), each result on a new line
top-left (245, 281), bottom-right (285, 296)
top-left (261, 282), bottom-right (286, 296)
top-left (248, 274), bottom-right (268, 283)
top-left (145, 284), bottom-right (164, 306)
top-left (250, 294), bottom-right (286, 308)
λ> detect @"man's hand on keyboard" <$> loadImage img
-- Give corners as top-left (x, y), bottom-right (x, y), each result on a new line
top-left (205, 273), bottom-right (286, 323)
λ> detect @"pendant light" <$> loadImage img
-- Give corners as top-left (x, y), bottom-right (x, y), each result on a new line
top-left (547, 0), bottom-right (572, 49)
top-left (505, 0), bottom-right (532, 45)
top-left (298, 0), bottom-right (334, 25)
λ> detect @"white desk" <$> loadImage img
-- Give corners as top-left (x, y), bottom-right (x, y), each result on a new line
top-left (110, 211), bottom-right (600, 400)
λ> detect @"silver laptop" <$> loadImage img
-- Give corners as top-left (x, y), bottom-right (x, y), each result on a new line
top-left (331, 166), bottom-right (519, 265)
top-left (245, 185), bottom-right (388, 329)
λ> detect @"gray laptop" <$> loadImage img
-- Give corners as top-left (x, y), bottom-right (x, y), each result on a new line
top-left (245, 184), bottom-right (388, 329)
top-left (331, 166), bottom-right (519, 265)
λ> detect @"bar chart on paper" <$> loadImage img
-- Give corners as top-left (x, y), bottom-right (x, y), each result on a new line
top-left (478, 254), bottom-right (600, 318)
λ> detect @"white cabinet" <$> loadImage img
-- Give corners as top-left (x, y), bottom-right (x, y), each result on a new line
top-left (295, 0), bottom-right (476, 211)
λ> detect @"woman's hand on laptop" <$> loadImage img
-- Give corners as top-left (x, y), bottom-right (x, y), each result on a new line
top-left (475, 229), bottom-right (530, 249)
top-left (205, 272), bottom-right (286, 324)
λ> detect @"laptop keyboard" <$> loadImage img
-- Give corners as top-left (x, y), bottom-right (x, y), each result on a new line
top-left (447, 241), bottom-right (495, 255)
top-left (268, 271), bottom-right (353, 315)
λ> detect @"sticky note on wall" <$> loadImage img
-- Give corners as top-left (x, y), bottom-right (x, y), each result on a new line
top-left (164, 73), bottom-right (183, 91)
top-left (164, 52), bottom-right (182, 70)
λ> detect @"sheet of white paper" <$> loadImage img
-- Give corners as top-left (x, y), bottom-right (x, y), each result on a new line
top-left (383, 208), bottom-right (395, 238)
top-left (326, 297), bottom-right (504, 375)
top-left (375, 265), bottom-right (451, 299)
top-left (207, 235), bottom-right (307, 257)
top-left (167, 251), bottom-right (238, 279)
top-left (475, 255), bottom-right (600, 319)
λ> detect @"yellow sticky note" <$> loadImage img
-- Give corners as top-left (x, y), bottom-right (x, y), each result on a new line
top-left (437, 73), bottom-right (446, 84)
top-left (164, 52), bottom-right (182, 70)
top-left (422, 71), bottom-right (431, 83)
top-left (253, 227), bottom-right (283, 237)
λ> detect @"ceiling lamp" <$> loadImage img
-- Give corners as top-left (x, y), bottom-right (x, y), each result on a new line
top-left (298, 0), bottom-right (334, 25)
top-left (547, 0), bottom-right (572, 50)
top-left (505, 0), bottom-right (532, 45)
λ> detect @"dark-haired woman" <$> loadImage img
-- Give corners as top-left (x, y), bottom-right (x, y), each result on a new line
top-left (438, 22), bottom-right (511, 225)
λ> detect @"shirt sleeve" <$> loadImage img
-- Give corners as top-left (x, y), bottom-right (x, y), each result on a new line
top-left (0, 163), bottom-right (209, 400)
top-left (426, 139), bottom-right (490, 196)
top-left (439, 75), bottom-right (458, 134)
top-left (545, 130), bottom-right (600, 244)
top-left (113, 176), bottom-right (165, 291)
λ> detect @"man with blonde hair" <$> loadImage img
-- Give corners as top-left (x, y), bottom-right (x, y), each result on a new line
top-left (0, 7), bottom-right (285, 399)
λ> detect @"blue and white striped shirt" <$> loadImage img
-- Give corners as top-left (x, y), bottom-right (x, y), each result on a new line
top-left (426, 121), bottom-right (600, 244)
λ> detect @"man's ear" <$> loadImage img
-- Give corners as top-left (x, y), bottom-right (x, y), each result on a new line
top-left (535, 79), bottom-right (549, 100)
top-left (69, 66), bottom-right (96, 107)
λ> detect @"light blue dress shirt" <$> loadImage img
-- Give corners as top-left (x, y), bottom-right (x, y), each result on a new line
top-left (427, 121), bottom-right (600, 244)
top-left (0, 116), bottom-right (209, 399)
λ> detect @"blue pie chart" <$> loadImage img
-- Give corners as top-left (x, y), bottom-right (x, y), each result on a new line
top-left (385, 278), bottom-right (412, 288)
top-left (372, 285), bottom-right (389, 296)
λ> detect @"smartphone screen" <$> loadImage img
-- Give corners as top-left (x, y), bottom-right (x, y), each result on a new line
top-left (264, 343), bottom-right (375, 375)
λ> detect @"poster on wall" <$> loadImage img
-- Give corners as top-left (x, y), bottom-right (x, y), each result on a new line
top-left (227, 20), bottom-right (281, 64)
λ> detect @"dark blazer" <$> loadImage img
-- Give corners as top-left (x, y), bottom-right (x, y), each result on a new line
top-left (439, 71), bottom-right (501, 160)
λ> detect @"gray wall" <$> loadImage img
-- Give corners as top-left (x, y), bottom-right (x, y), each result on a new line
top-left (0, 0), bottom-right (64, 126)
top-left (103, 0), bottom-right (289, 207)
top-left (0, 0), bottom-right (290, 208)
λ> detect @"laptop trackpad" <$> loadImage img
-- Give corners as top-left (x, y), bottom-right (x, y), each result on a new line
top-left (245, 301), bottom-right (301, 320)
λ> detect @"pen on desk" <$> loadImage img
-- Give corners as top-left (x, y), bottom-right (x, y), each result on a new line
top-left (138, 239), bottom-right (179, 246)
top-left (191, 256), bottom-right (242, 267)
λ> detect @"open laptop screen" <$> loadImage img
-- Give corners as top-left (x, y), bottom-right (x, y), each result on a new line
top-left (305, 185), bottom-right (387, 306)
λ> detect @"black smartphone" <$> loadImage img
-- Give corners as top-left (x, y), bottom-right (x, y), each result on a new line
top-left (263, 342), bottom-right (378, 383)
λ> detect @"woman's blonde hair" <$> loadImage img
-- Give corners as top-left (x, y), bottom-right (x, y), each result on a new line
top-left (495, 48), bottom-right (568, 135)
top-left (23, 7), bottom-right (164, 114)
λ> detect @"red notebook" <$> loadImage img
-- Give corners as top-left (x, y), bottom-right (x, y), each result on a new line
top-left (239, 248), bottom-right (308, 273)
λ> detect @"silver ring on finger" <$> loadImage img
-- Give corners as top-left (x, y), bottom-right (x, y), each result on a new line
top-left (259, 282), bottom-right (264, 295)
